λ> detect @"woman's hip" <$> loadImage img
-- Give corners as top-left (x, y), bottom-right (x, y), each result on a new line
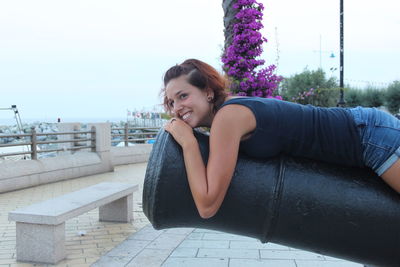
top-left (348, 106), bottom-right (400, 175)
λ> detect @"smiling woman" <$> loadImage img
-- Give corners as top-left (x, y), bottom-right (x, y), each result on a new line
top-left (161, 58), bottom-right (400, 219)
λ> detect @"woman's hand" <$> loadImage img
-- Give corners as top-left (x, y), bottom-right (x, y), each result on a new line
top-left (164, 118), bottom-right (196, 148)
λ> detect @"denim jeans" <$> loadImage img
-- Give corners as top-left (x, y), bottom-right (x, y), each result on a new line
top-left (349, 107), bottom-right (400, 176)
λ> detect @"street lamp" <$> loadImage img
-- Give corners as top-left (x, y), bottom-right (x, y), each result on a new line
top-left (337, 0), bottom-right (346, 107)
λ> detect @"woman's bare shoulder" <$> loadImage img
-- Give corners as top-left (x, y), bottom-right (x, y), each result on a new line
top-left (212, 104), bottom-right (256, 138)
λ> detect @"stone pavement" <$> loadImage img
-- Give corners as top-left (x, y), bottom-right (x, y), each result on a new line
top-left (0, 162), bottom-right (364, 267)
top-left (92, 225), bottom-right (363, 267)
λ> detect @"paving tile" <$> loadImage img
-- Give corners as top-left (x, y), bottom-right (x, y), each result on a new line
top-left (146, 233), bottom-right (187, 250)
top-left (197, 248), bottom-right (259, 259)
top-left (162, 257), bottom-right (228, 267)
top-left (178, 240), bottom-right (229, 249)
top-left (230, 240), bottom-right (290, 250)
top-left (164, 228), bottom-right (194, 235)
top-left (125, 249), bottom-right (172, 267)
top-left (230, 258), bottom-right (297, 267)
top-left (83, 247), bottom-right (109, 256)
top-left (91, 255), bottom-right (132, 267)
top-left (96, 241), bottom-right (120, 249)
top-left (260, 249), bottom-right (325, 260)
top-left (69, 243), bottom-right (98, 250)
top-left (55, 257), bottom-right (87, 265)
top-left (192, 229), bottom-right (223, 234)
top-left (0, 259), bottom-right (15, 265)
top-left (9, 262), bottom-right (33, 267)
top-left (202, 233), bottom-right (256, 241)
top-left (185, 232), bottom-right (204, 240)
top-left (127, 225), bottom-right (164, 241)
top-left (67, 248), bottom-right (84, 255)
top-left (85, 257), bottom-right (99, 265)
top-left (65, 252), bottom-right (87, 260)
top-left (295, 260), bottom-right (363, 267)
top-left (105, 239), bottom-right (150, 257)
top-left (0, 254), bottom-right (13, 260)
top-left (169, 247), bottom-right (198, 258)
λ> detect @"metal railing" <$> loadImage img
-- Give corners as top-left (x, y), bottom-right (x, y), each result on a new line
top-left (127, 117), bottom-right (166, 128)
top-left (0, 127), bottom-right (96, 160)
top-left (111, 124), bottom-right (160, 146)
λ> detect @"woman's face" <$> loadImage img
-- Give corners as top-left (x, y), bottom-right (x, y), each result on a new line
top-left (165, 75), bottom-right (214, 128)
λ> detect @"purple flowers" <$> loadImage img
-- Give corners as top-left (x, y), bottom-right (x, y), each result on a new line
top-left (222, 0), bottom-right (282, 98)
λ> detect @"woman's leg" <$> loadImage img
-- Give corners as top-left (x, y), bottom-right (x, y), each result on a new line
top-left (381, 159), bottom-right (400, 193)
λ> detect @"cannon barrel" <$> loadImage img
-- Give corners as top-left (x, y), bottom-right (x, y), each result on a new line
top-left (143, 130), bottom-right (400, 267)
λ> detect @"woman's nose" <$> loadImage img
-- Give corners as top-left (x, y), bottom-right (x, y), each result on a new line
top-left (173, 102), bottom-right (183, 114)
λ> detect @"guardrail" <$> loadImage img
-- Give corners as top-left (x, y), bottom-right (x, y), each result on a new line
top-left (111, 124), bottom-right (160, 146)
top-left (0, 127), bottom-right (96, 160)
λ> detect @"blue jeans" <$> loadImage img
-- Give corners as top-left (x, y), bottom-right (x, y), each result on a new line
top-left (349, 107), bottom-right (400, 176)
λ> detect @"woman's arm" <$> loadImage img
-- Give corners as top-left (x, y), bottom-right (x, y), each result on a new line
top-left (165, 105), bottom-right (256, 218)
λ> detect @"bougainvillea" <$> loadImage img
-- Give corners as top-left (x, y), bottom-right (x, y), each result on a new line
top-left (222, 0), bottom-right (282, 98)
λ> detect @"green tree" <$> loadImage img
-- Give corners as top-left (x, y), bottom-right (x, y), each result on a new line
top-left (280, 68), bottom-right (338, 103)
top-left (362, 87), bottom-right (385, 107)
top-left (345, 88), bottom-right (364, 107)
top-left (385, 81), bottom-right (400, 114)
top-left (290, 87), bottom-right (340, 107)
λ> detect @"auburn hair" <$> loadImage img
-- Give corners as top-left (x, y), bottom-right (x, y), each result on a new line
top-left (161, 59), bottom-right (228, 114)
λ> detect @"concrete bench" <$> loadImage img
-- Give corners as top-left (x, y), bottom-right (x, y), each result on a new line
top-left (9, 182), bottom-right (138, 264)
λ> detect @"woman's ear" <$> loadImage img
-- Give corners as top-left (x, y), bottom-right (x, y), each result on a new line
top-left (206, 89), bottom-right (214, 102)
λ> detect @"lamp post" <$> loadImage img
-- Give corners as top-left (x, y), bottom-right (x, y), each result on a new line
top-left (337, 0), bottom-right (346, 107)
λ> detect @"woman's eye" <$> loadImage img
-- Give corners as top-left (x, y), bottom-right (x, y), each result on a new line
top-left (180, 94), bottom-right (187, 99)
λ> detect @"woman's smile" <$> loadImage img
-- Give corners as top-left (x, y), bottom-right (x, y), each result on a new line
top-left (182, 112), bottom-right (192, 121)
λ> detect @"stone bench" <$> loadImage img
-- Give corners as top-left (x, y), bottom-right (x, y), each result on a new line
top-left (9, 182), bottom-right (138, 264)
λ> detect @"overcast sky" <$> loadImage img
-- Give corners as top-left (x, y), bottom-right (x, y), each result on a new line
top-left (1, 0), bottom-right (399, 123)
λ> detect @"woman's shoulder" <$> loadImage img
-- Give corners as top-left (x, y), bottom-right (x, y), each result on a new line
top-left (213, 101), bottom-right (257, 136)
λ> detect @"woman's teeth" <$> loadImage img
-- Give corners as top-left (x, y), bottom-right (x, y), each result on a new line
top-left (182, 112), bottom-right (191, 120)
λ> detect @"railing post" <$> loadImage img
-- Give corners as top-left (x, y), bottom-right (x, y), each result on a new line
top-left (124, 123), bottom-right (128, 147)
top-left (31, 126), bottom-right (37, 160)
top-left (73, 129), bottom-right (80, 150)
top-left (57, 123), bottom-right (81, 155)
top-left (91, 126), bottom-right (96, 152)
top-left (87, 123), bottom-right (113, 171)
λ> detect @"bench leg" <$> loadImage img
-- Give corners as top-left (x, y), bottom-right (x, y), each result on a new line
top-left (15, 222), bottom-right (65, 264)
top-left (99, 194), bottom-right (133, 222)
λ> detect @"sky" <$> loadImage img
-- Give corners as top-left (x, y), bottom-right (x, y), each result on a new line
top-left (1, 0), bottom-right (399, 123)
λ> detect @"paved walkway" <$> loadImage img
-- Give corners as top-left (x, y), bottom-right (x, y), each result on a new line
top-left (0, 162), bottom-right (363, 267)
top-left (92, 225), bottom-right (362, 267)
top-left (0, 163), bottom-right (150, 267)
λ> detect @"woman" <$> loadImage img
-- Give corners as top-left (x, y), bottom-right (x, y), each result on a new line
top-left (163, 59), bottom-right (400, 219)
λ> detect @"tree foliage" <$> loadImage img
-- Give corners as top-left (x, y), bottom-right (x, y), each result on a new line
top-left (344, 88), bottom-right (364, 107)
top-left (385, 81), bottom-right (400, 114)
top-left (362, 87), bottom-right (385, 107)
top-left (280, 68), bottom-right (338, 106)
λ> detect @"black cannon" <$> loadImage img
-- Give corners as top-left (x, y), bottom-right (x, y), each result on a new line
top-left (143, 130), bottom-right (400, 267)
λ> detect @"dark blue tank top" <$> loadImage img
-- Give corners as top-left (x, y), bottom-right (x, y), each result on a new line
top-left (219, 97), bottom-right (364, 167)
